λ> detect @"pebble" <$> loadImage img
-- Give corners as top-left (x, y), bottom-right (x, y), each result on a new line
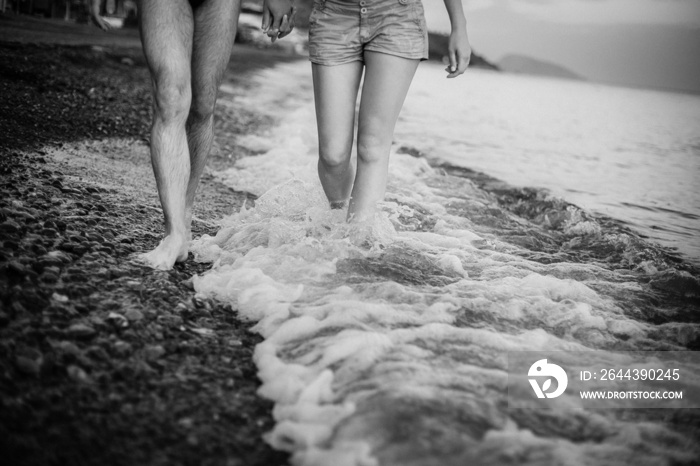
top-left (52, 292), bottom-right (69, 303)
top-left (178, 417), bottom-right (194, 429)
top-left (68, 235), bottom-right (85, 243)
top-left (107, 312), bottom-right (129, 328)
top-left (186, 434), bottom-right (199, 447)
top-left (38, 251), bottom-right (71, 268)
top-left (124, 308), bottom-right (144, 322)
top-left (173, 303), bottom-right (188, 314)
top-left (15, 356), bottom-right (41, 377)
top-left (40, 271), bottom-right (60, 283)
top-left (31, 244), bottom-right (48, 256)
top-left (157, 313), bottom-right (183, 328)
top-left (7, 261), bottom-right (27, 278)
top-left (54, 340), bottom-right (82, 357)
top-left (72, 245), bottom-right (88, 255)
top-left (67, 323), bottom-right (96, 339)
top-left (66, 364), bottom-right (92, 384)
top-left (41, 228), bottom-right (58, 237)
top-left (86, 233), bottom-right (104, 243)
top-left (180, 278), bottom-right (194, 291)
top-left (144, 344), bottom-right (166, 361)
top-left (0, 220), bottom-right (21, 233)
top-left (112, 340), bottom-right (132, 357)
top-left (3, 240), bottom-right (19, 250)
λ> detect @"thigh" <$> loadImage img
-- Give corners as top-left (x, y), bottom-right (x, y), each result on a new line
top-left (357, 51), bottom-right (419, 145)
top-left (138, 0), bottom-right (194, 85)
top-left (190, 0), bottom-right (241, 102)
top-left (312, 62), bottom-right (364, 155)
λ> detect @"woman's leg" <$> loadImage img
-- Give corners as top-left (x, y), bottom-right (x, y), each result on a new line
top-left (350, 51), bottom-right (419, 221)
top-left (312, 62), bottom-right (364, 208)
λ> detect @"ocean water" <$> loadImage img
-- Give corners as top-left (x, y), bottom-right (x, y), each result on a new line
top-left (396, 66), bottom-right (700, 267)
top-left (194, 62), bottom-right (700, 465)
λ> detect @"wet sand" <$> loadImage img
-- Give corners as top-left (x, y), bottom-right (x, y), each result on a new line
top-left (0, 14), bottom-right (302, 466)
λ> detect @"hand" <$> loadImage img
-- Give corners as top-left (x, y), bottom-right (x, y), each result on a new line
top-left (262, 0), bottom-right (297, 43)
top-left (90, 13), bottom-right (113, 31)
top-left (90, 0), bottom-right (112, 31)
top-left (445, 28), bottom-right (471, 78)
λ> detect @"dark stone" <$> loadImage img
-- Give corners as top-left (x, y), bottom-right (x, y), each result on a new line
top-left (15, 356), bottom-right (41, 377)
top-left (21, 292), bottom-right (50, 312)
top-left (40, 273), bottom-right (59, 284)
top-left (69, 235), bottom-right (85, 243)
top-left (41, 228), bottom-right (59, 237)
top-left (7, 261), bottom-right (27, 278)
top-left (59, 242), bottom-right (76, 253)
top-left (72, 245), bottom-right (89, 255)
top-left (0, 220), bottom-right (21, 234)
top-left (31, 244), bottom-right (48, 256)
top-left (3, 240), bottom-right (19, 250)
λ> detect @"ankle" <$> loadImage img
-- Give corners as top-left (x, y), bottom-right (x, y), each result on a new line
top-left (330, 199), bottom-right (349, 210)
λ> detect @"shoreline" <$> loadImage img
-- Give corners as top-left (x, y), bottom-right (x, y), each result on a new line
top-left (0, 25), bottom-right (302, 465)
top-left (3, 14), bottom-right (700, 466)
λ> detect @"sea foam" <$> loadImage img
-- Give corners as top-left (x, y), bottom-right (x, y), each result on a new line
top-left (192, 62), bottom-right (699, 465)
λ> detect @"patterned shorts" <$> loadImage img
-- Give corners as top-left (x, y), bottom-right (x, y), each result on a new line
top-left (308, 0), bottom-right (429, 66)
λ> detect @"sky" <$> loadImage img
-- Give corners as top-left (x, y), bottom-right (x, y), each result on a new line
top-left (424, 0), bottom-right (700, 93)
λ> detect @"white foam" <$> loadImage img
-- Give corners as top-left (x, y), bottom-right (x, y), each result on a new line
top-left (192, 61), bottom-right (699, 465)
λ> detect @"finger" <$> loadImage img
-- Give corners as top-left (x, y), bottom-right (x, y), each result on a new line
top-left (279, 15), bottom-right (289, 34)
top-left (268, 12), bottom-right (283, 42)
top-left (279, 12), bottom-right (294, 38)
top-left (262, 8), bottom-right (270, 31)
top-left (453, 54), bottom-right (469, 76)
top-left (448, 49), bottom-right (457, 74)
top-left (271, 14), bottom-right (283, 32)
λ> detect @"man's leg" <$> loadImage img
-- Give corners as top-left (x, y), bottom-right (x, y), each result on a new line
top-left (138, 0), bottom-right (194, 269)
top-left (185, 0), bottom-right (241, 229)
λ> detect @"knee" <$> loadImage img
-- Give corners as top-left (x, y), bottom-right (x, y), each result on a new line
top-left (188, 94), bottom-right (216, 125)
top-left (153, 76), bottom-right (191, 123)
top-left (357, 133), bottom-right (388, 165)
top-left (319, 142), bottom-right (352, 170)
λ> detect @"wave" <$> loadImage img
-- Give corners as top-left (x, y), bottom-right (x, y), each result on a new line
top-left (190, 62), bottom-right (700, 465)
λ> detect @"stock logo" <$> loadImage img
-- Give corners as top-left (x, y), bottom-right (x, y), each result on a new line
top-left (528, 359), bottom-right (568, 399)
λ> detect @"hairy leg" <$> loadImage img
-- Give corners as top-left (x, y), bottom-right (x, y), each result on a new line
top-left (138, 0), bottom-right (194, 269)
top-left (185, 0), bottom-right (241, 231)
top-left (311, 62), bottom-right (363, 208)
top-left (350, 52), bottom-right (419, 221)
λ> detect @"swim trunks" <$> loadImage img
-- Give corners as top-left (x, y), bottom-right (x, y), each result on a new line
top-left (308, 0), bottom-right (429, 66)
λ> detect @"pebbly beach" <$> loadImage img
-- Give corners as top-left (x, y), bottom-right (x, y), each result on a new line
top-left (2, 8), bottom-right (700, 466)
top-left (0, 13), bottom-right (298, 465)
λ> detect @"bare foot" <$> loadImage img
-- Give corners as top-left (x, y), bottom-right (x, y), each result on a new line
top-left (136, 234), bottom-right (189, 270)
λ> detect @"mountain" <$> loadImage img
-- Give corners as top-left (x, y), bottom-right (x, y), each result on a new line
top-left (499, 54), bottom-right (583, 80)
top-left (427, 32), bottom-right (498, 70)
